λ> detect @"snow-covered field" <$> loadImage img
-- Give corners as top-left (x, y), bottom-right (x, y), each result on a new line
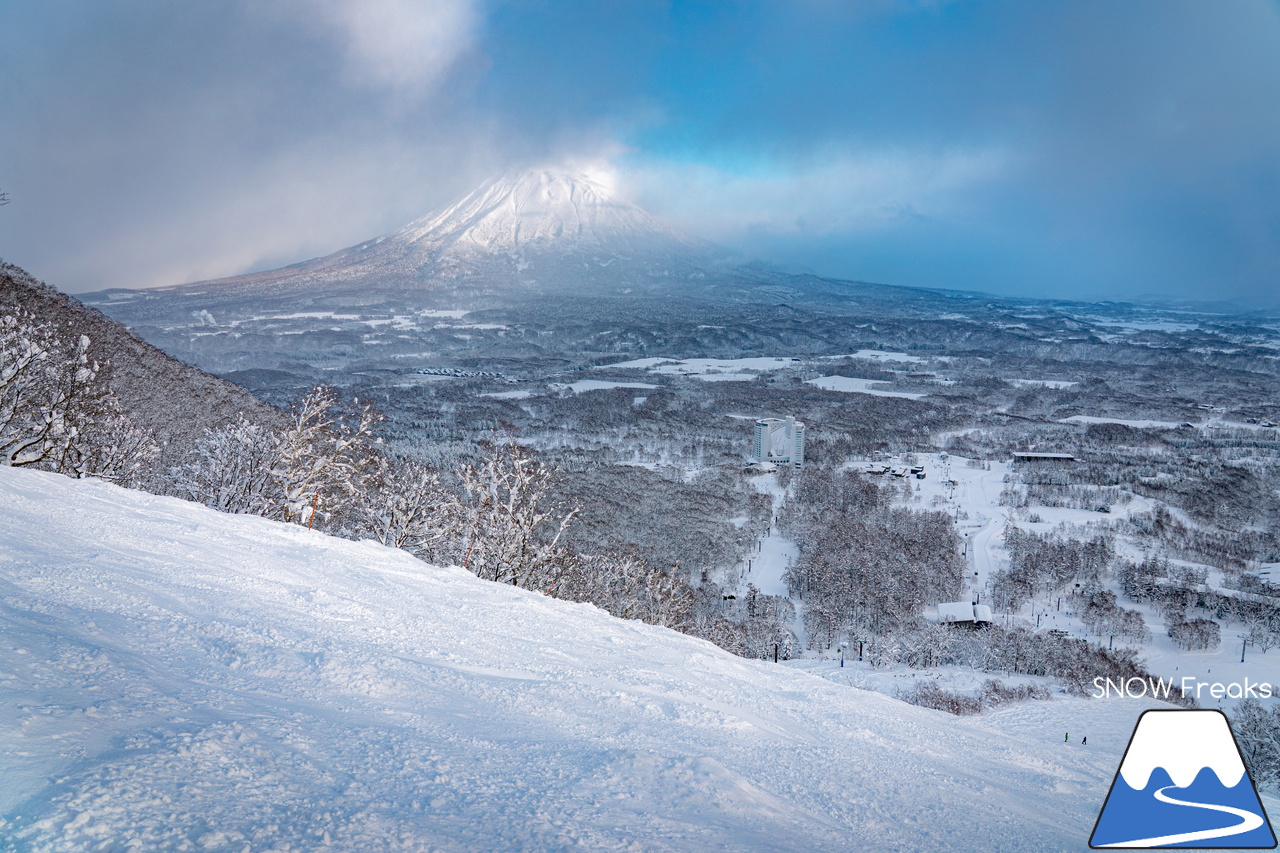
top-left (0, 467), bottom-right (1200, 852)
top-left (805, 376), bottom-right (928, 399)
top-left (1011, 379), bottom-right (1077, 389)
top-left (596, 353), bottom-right (929, 381)
top-left (1061, 415), bottom-right (1187, 430)
top-left (559, 379), bottom-right (658, 394)
top-left (599, 356), bottom-right (802, 375)
top-left (846, 349), bottom-right (924, 364)
top-left (482, 389), bottom-right (535, 399)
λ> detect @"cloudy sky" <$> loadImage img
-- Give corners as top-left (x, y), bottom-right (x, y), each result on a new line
top-left (2, 1), bottom-right (1279, 305)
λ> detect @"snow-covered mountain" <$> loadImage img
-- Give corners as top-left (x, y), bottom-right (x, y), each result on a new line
top-left (169, 168), bottom-right (728, 299)
top-left (0, 465), bottom-right (1172, 851)
top-left (394, 168), bottom-right (712, 258)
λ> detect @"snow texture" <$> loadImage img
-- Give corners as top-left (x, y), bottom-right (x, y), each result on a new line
top-left (0, 467), bottom-right (1165, 851)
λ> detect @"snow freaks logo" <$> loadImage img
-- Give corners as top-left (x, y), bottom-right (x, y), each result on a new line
top-left (1091, 676), bottom-right (1274, 701)
top-left (1090, 710), bottom-right (1276, 848)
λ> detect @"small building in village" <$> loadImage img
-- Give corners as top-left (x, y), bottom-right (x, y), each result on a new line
top-left (934, 601), bottom-right (993, 628)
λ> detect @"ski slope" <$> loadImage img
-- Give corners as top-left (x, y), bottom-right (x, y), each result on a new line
top-left (0, 467), bottom-right (1204, 852)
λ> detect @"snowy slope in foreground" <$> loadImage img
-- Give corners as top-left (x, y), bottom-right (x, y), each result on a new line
top-left (1, 469), bottom-right (1135, 851)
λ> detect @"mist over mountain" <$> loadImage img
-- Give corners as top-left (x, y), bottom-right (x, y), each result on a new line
top-left (162, 168), bottom-right (733, 302)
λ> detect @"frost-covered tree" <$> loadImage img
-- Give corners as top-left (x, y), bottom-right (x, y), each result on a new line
top-left (1233, 699), bottom-right (1280, 791)
top-left (171, 387), bottom-right (380, 527)
top-left (1247, 618), bottom-right (1279, 655)
top-left (0, 310), bottom-right (110, 472)
top-left (272, 386), bottom-right (381, 526)
top-left (638, 566), bottom-right (698, 631)
top-left (173, 415), bottom-right (278, 514)
top-left (554, 551), bottom-right (653, 617)
top-left (455, 443), bottom-right (578, 590)
top-left (357, 456), bottom-right (455, 554)
top-left (73, 410), bottom-right (160, 488)
top-left (1167, 615), bottom-right (1220, 650)
top-left (781, 467), bottom-right (964, 648)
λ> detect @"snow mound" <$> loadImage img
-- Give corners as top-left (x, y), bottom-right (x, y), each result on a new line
top-left (2, 467), bottom-right (1109, 851)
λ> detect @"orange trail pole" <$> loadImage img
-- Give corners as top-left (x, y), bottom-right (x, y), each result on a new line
top-left (307, 493), bottom-right (319, 530)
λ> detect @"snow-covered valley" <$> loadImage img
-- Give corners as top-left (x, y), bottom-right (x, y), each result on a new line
top-left (0, 466), bottom-right (1192, 852)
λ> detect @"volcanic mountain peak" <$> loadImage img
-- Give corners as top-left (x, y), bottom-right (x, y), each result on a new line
top-left (154, 165), bottom-right (726, 298)
top-left (389, 166), bottom-right (709, 256)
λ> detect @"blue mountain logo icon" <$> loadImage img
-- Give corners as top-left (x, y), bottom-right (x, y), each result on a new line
top-left (1091, 709), bottom-right (1276, 848)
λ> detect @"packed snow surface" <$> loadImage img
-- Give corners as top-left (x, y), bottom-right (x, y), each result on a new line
top-left (0, 467), bottom-right (1166, 851)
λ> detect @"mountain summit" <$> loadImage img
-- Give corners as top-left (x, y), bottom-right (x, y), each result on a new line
top-left (171, 167), bottom-right (727, 298)
top-left (393, 167), bottom-right (710, 257)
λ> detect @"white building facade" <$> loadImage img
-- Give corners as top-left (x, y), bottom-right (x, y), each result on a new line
top-left (753, 416), bottom-right (805, 470)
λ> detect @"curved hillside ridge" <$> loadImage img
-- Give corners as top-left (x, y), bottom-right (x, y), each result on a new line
top-left (390, 168), bottom-right (712, 256)
top-left (1118, 711), bottom-right (1247, 790)
top-left (2, 465), bottom-right (1113, 851)
top-left (0, 261), bottom-right (284, 464)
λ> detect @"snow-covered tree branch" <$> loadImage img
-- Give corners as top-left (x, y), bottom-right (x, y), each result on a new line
top-left (358, 455), bottom-right (456, 554)
top-left (0, 309), bottom-right (150, 478)
top-left (272, 386), bottom-right (382, 526)
top-left (455, 443), bottom-right (578, 590)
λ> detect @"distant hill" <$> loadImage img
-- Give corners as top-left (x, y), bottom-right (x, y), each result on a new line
top-left (1, 260), bottom-right (284, 467)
